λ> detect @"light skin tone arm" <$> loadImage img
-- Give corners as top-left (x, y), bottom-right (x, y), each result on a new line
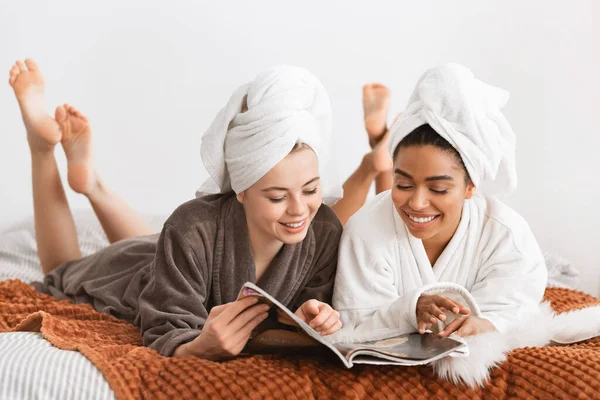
top-left (174, 296), bottom-right (270, 360)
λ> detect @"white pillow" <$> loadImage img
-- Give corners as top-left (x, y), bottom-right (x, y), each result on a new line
top-left (0, 209), bottom-right (167, 283)
top-left (543, 252), bottom-right (580, 290)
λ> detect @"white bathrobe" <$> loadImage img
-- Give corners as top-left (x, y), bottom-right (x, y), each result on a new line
top-left (332, 191), bottom-right (548, 342)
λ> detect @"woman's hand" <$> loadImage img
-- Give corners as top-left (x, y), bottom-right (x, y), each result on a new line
top-left (416, 294), bottom-right (470, 334)
top-left (438, 316), bottom-right (496, 337)
top-left (278, 299), bottom-right (342, 336)
top-left (174, 296), bottom-right (270, 360)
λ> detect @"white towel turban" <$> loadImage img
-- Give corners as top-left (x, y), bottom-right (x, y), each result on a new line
top-left (199, 65), bottom-right (332, 195)
top-left (388, 63), bottom-right (517, 194)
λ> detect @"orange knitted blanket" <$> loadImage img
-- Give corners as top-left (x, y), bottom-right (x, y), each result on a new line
top-left (1, 279), bottom-right (599, 399)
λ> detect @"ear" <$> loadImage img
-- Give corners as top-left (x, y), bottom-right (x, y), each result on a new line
top-left (464, 181), bottom-right (476, 200)
top-left (236, 191), bottom-right (245, 204)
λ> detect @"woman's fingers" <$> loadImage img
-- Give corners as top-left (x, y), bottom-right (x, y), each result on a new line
top-left (438, 316), bottom-right (467, 337)
top-left (418, 320), bottom-right (428, 334)
top-left (218, 296), bottom-right (262, 323)
top-left (314, 310), bottom-right (340, 333)
top-left (229, 303), bottom-right (270, 332)
top-left (428, 304), bottom-right (446, 322)
top-left (456, 321), bottom-right (474, 337)
top-left (420, 311), bottom-right (439, 325)
top-left (319, 320), bottom-right (342, 336)
top-left (231, 311), bottom-right (271, 349)
top-left (434, 296), bottom-right (470, 316)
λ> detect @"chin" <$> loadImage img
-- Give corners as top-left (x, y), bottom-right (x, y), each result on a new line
top-left (278, 231), bottom-right (308, 244)
top-left (407, 228), bottom-right (437, 240)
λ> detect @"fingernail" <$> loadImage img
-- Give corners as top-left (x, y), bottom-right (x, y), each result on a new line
top-left (453, 307), bottom-right (459, 313)
top-left (439, 314), bottom-right (446, 321)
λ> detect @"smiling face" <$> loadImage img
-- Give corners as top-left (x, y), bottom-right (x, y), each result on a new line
top-left (391, 145), bottom-right (475, 245)
top-left (236, 146), bottom-right (322, 248)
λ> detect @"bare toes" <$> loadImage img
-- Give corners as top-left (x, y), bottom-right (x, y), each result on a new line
top-left (55, 105), bottom-right (67, 123)
top-left (24, 59), bottom-right (39, 71)
top-left (16, 60), bottom-right (26, 72)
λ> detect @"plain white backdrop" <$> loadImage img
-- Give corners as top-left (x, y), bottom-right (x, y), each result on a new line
top-left (0, 1), bottom-right (598, 295)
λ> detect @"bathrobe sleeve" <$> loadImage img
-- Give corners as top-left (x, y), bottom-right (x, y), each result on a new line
top-left (469, 220), bottom-right (548, 332)
top-left (136, 223), bottom-right (210, 357)
top-left (332, 228), bottom-right (427, 342)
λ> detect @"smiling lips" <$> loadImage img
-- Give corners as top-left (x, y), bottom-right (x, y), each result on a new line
top-left (403, 210), bottom-right (440, 228)
top-left (280, 219), bottom-right (307, 233)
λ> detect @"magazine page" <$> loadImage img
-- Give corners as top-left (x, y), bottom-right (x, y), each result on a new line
top-left (237, 282), bottom-right (467, 367)
top-left (335, 332), bottom-right (467, 366)
top-left (237, 282), bottom-right (352, 367)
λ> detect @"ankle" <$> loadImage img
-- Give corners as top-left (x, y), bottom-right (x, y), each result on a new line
top-left (367, 128), bottom-right (387, 149)
top-left (82, 171), bottom-right (102, 199)
top-left (29, 144), bottom-right (56, 159)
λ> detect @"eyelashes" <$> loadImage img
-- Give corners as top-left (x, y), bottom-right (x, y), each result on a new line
top-left (395, 185), bottom-right (448, 195)
top-left (268, 188), bottom-right (319, 203)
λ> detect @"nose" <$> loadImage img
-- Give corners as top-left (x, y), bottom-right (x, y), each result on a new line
top-left (408, 188), bottom-right (429, 211)
top-left (287, 194), bottom-right (308, 217)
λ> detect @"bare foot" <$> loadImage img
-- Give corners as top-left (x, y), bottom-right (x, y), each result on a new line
top-left (363, 83), bottom-right (390, 148)
top-left (8, 59), bottom-right (61, 152)
top-left (363, 131), bottom-right (393, 174)
top-left (56, 104), bottom-right (96, 195)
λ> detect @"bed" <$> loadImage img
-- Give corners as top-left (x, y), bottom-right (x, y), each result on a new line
top-left (0, 211), bottom-right (597, 400)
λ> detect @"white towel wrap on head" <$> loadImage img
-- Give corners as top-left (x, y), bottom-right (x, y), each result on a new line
top-left (198, 65), bottom-right (333, 195)
top-left (387, 63), bottom-right (517, 194)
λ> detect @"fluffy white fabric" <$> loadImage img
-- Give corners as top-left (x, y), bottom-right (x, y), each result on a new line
top-left (387, 63), bottom-right (517, 194)
top-left (199, 65), bottom-right (332, 194)
top-left (431, 302), bottom-right (600, 387)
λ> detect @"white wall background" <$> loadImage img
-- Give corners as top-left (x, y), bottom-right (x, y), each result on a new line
top-left (1, 1), bottom-right (599, 295)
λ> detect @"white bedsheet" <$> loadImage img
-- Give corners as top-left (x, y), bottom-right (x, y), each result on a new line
top-left (0, 209), bottom-right (167, 400)
top-left (0, 332), bottom-right (115, 400)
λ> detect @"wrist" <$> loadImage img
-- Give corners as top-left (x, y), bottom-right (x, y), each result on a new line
top-left (173, 342), bottom-right (191, 358)
top-left (174, 336), bottom-right (206, 358)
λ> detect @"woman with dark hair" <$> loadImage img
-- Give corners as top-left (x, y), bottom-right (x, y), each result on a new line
top-left (333, 64), bottom-right (547, 341)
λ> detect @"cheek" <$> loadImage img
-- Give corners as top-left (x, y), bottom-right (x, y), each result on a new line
top-left (436, 195), bottom-right (463, 216)
top-left (250, 201), bottom-right (284, 224)
top-left (266, 204), bottom-right (287, 222)
top-left (391, 189), bottom-right (407, 207)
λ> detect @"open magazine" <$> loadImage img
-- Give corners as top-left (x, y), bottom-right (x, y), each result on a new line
top-left (238, 282), bottom-right (468, 368)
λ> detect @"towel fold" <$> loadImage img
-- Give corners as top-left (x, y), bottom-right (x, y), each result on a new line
top-left (388, 63), bottom-right (517, 194)
top-left (199, 65), bottom-right (332, 195)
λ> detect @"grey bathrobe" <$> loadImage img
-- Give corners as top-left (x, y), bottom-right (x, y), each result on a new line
top-left (34, 192), bottom-right (343, 356)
